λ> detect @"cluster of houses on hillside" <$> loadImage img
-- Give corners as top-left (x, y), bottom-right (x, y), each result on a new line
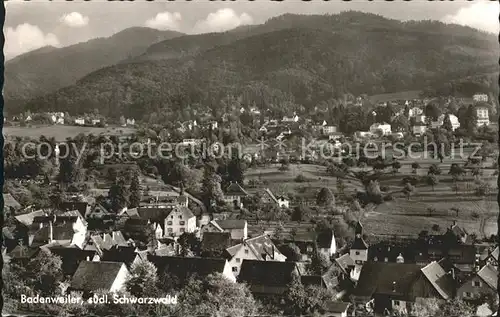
top-left (7, 111), bottom-right (136, 128)
top-left (3, 180), bottom-right (498, 316)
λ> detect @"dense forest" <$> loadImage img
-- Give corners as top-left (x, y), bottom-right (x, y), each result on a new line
top-left (15, 12), bottom-right (499, 120)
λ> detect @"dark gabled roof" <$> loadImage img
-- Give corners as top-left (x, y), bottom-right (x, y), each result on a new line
top-left (238, 260), bottom-right (298, 287)
top-left (60, 201), bottom-right (89, 216)
top-left (31, 223), bottom-right (74, 243)
top-left (101, 246), bottom-right (139, 268)
top-left (121, 208), bottom-right (140, 218)
top-left (421, 261), bottom-right (455, 300)
top-left (323, 301), bottom-right (351, 313)
top-left (351, 236), bottom-right (368, 250)
top-left (354, 262), bottom-right (424, 299)
top-left (335, 253), bottom-right (355, 273)
top-left (148, 256), bottom-right (227, 280)
top-left (477, 264), bottom-right (498, 290)
top-left (224, 182), bottom-right (249, 196)
top-left (137, 207), bottom-right (172, 223)
top-left (201, 232), bottom-right (232, 253)
top-left (261, 188), bottom-right (278, 204)
top-left (450, 224), bottom-right (467, 238)
top-left (301, 275), bottom-right (326, 288)
top-left (227, 234), bottom-right (282, 261)
top-left (87, 204), bottom-right (111, 217)
top-left (216, 219), bottom-right (247, 230)
top-left (316, 230), bottom-right (334, 249)
top-left (4, 193), bottom-right (21, 209)
top-left (8, 245), bottom-right (39, 259)
top-left (71, 261), bottom-right (126, 292)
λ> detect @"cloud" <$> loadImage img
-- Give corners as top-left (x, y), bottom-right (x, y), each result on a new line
top-left (60, 12), bottom-right (90, 28)
top-left (145, 11), bottom-right (182, 31)
top-left (193, 8), bottom-right (253, 34)
top-left (442, 2), bottom-right (499, 34)
top-left (5, 23), bottom-right (60, 59)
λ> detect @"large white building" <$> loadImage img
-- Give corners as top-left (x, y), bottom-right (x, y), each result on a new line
top-left (369, 123), bottom-right (392, 136)
top-left (163, 206), bottom-right (197, 237)
top-left (476, 106), bottom-right (490, 126)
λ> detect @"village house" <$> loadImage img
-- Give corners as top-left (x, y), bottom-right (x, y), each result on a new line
top-left (46, 244), bottom-right (100, 276)
top-left (225, 234), bottom-right (286, 276)
top-left (412, 124), bottom-right (427, 136)
top-left (259, 188), bottom-right (289, 209)
top-left (49, 112), bottom-right (65, 125)
top-left (126, 118), bottom-right (135, 126)
top-left (473, 93), bottom-right (489, 103)
top-left (222, 182), bottom-right (249, 208)
top-left (29, 210), bottom-right (88, 249)
top-left (148, 255), bottom-right (236, 283)
top-left (163, 206), bottom-right (197, 237)
top-left (238, 260), bottom-right (300, 297)
top-left (282, 113), bottom-right (299, 123)
top-left (352, 261), bottom-right (454, 315)
top-left (476, 106), bottom-right (490, 126)
top-left (431, 114), bottom-right (460, 131)
top-left (70, 261), bottom-right (129, 295)
top-left (408, 107), bottom-right (423, 118)
top-left (74, 118), bottom-right (85, 125)
top-left (369, 123), bottom-right (392, 136)
top-left (217, 219), bottom-right (248, 240)
top-left (349, 222), bottom-right (369, 281)
top-left (322, 125), bottom-right (338, 135)
top-left (457, 263), bottom-right (497, 300)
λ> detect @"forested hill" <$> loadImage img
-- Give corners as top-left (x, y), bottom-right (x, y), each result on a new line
top-left (4, 27), bottom-right (183, 103)
top-left (22, 12), bottom-right (498, 120)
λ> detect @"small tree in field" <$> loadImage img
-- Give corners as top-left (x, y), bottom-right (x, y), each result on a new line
top-left (426, 175), bottom-right (439, 191)
top-left (411, 162), bottom-right (420, 174)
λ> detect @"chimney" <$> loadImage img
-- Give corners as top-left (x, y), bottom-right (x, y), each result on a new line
top-left (86, 256), bottom-right (90, 261)
top-left (392, 281), bottom-right (396, 292)
top-left (449, 268), bottom-right (455, 280)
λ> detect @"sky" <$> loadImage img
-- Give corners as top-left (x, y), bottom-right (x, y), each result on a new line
top-left (4, 0), bottom-right (499, 60)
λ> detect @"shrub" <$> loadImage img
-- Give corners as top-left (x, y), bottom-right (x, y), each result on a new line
top-left (294, 174), bottom-right (307, 183)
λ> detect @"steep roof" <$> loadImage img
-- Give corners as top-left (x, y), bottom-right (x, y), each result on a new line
top-left (101, 246), bottom-right (139, 269)
top-left (421, 261), bottom-right (455, 300)
top-left (8, 245), bottom-right (39, 260)
top-left (216, 219), bottom-right (246, 230)
top-left (227, 234), bottom-right (283, 261)
top-left (4, 193), bottom-right (21, 209)
top-left (120, 208), bottom-right (140, 218)
top-left (71, 261), bottom-right (126, 292)
top-left (477, 264), bottom-right (498, 290)
top-left (60, 210), bottom-right (87, 226)
top-left (224, 182), bottom-right (249, 196)
top-left (335, 253), bottom-right (355, 274)
top-left (351, 236), bottom-right (369, 250)
top-left (489, 246), bottom-right (499, 262)
top-left (354, 262), bottom-right (424, 299)
top-left (261, 188), bottom-right (278, 204)
top-left (137, 207), bottom-right (172, 223)
top-left (60, 201), bottom-right (89, 216)
top-left (148, 256), bottom-right (227, 280)
top-left (238, 260), bottom-right (298, 288)
top-left (167, 206), bottom-right (195, 219)
top-left (15, 210), bottom-right (45, 227)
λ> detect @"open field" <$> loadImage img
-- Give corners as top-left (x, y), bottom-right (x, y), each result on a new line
top-left (369, 90), bottom-right (422, 103)
top-left (4, 125), bottom-right (136, 141)
top-left (246, 157), bottom-right (498, 240)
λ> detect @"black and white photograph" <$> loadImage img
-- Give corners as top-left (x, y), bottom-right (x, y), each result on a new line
top-left (1, 0), bottom-right (499, 316)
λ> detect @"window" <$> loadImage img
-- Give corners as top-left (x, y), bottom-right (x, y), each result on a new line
top-left (244, 249), bottom-right (249, 254)
top-left (180, 221), bottom-right (185, 225)
top-left (355, 251), bottom-right (360, 255)
top-left (179, 215), bottom-right (182, 219)
top-left (170, 216), bottom-right (173, 219)
top-left (393, 301), bottom-right (400, 306)
top-left (180, 228), bottom-right (185, 233)
top-left (167, 228), bottom-right (173, 233)
top-left (464, 292), bottom-right (472, 298)
top-left (236, 258), bottom-right (240, 263)
top-left (167, 221), bottom-right (172, 225)
top-left (473, 281), bottom-right (482, 287)
top-left (307, 246), bottom-right (313, 253)
top-left (232, 267), bottom-right (238, 272)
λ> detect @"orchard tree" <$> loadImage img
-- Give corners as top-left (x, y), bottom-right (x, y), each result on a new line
top-left (316, 187), bottom-right (335, 207)
top-left (411, 162), bottom-right (420, 174)
top-left (426, 175), bottom-right (439, 191)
